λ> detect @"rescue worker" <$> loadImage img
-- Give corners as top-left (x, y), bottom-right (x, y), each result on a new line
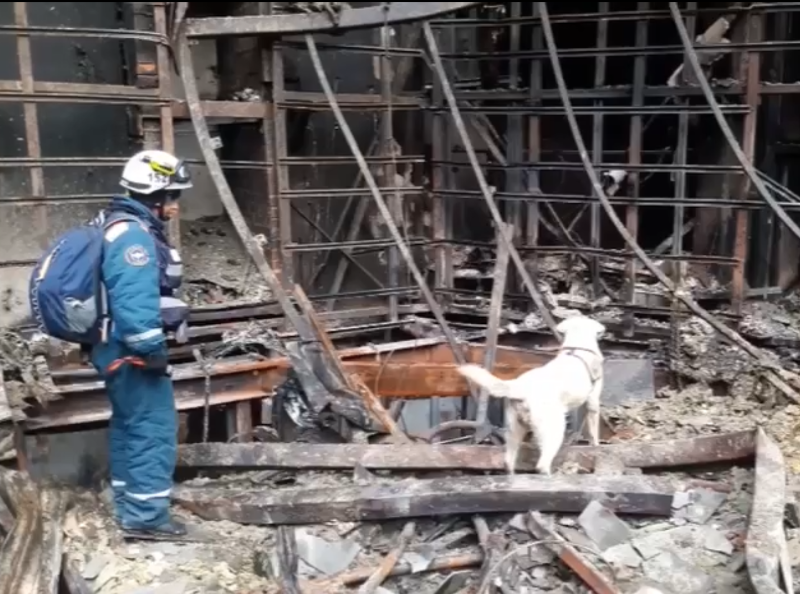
top-left (90, 149), bottom-right (192, 537)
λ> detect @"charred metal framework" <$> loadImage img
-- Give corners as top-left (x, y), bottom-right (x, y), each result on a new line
top-left (0, 2), bottom-right (177, 259)
top-left (170, 1), bottom-right (800, 320)
top-left (4, 2), bottom-right (800, 315)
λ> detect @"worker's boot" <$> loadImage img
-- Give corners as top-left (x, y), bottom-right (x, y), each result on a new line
top-left (122, 517), bottom-right (188, 539)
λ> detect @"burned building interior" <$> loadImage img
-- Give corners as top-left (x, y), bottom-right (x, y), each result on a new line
top-left (4, 1), bottom-right (800, 593)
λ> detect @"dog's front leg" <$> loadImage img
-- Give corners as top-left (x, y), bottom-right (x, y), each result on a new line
top-left (505, 406), bottom-right (525, 475)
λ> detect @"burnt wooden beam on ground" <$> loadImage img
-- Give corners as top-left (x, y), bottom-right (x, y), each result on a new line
top-left (562, 429), bottom-right (755, 470)
top-left (0, 471), bottom-right (43, 594)
top-left (527, 512), bottom-right (621, 594)
top-left (174, 474), bottom-right (679, 526)
top-left (177, 430), bottom-right (755, 472)
top-left (747, 428), bottom-right (794, 594)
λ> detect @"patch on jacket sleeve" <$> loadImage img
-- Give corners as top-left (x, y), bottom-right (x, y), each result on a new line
top-left (124, 244), bottom-right (150, 267)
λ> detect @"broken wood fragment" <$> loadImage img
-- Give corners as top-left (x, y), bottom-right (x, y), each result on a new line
top-left (746, 428), bottom-right (794, 594)
top-left (358, 521), bottom-right (416, 594)
top-left (0, 471), bottom-right (41, 594)
top-left (310, 551), bottom-right (483, 589)
top-left (526, 512), bottom-right (621, 594)
top-left (276, 526), bottom-right (302, 594)
top-left (174, 474), bottom-right (678, 526)
top-left (177, 430), bottom-right (755, 472)
top-left (473, 515), bottom-right (507, 594)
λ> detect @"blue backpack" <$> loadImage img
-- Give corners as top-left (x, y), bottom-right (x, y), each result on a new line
top-left (29, 212), bottom-right (143, 345)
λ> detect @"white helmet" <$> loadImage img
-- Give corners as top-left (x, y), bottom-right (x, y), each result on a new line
top-left (120, 149), bottom-right (193, 196)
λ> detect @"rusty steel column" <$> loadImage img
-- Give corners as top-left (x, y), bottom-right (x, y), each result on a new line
top-left (623, 2), bottom-right (648, 335)
top-left (153, 3), bottom-right (178, 247)
top-left (13, 2), bottom-right (46, 252)
top-left (731, 11), bottom-right (763, 313)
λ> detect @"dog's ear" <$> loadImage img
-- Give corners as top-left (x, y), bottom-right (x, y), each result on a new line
top-left (589, 319), bottom-right (606, 338)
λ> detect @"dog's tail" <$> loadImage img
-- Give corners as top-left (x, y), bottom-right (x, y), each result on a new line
top-left (457, 364), bottom-right (521, 399)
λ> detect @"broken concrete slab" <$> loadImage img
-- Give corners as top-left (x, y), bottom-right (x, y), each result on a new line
top-left (631, 525), bottom-right (735, 570)
top-left (642, 551), bottom-right (715, 594)
top-left (703, 527), bottom-right (734, 556)
top-left (671, 488), bottom-right (727, 524)
top-left (630, 581), bottom-right (677, 594)
top-left (602, 543), bottom-right (642, 569)
top-left (295, 529), bottom-right (361, 578)
top-left (578, 500), bottom-right (633, 551)
top-left (81, 555), bottom-right (109, 580)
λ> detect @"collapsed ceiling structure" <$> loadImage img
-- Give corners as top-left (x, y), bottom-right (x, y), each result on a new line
top-left (2, 1), bottom-right (800, 593)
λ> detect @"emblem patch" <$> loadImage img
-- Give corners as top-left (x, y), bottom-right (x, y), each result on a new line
top-left (124, 245), bottom-right (150, 267)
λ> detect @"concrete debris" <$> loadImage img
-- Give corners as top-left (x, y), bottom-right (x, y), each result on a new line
top-left (641, 552), bottom-right (715, 594)
top-left (577, 500), bottom-right (633, 551)
top-left (295, 528), bottom-right (361, 577)
top-left (602, 543), bottom-right (642, 568)
top-left (672, 489), bottom-right (727, 524)
top-left (180, 220), bottom-right (272, 306)
top-left (630, 580), bottom-right (677, 594)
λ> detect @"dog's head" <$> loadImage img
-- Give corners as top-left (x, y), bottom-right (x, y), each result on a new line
top-left (556, 315), bottom-right (606, 341)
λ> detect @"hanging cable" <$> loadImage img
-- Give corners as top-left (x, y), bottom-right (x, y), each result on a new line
top-left (669, 2), bottom-right (800, 240)
top-left (537, 1), bottom-right (800, 402)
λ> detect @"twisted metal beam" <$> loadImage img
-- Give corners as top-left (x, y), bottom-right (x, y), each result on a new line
top-left (536, 1), bottom-right (800, 403)
top-left (423, 23), bottom-right (559, 335)
top-left (668, 2), bottom-right (800, 242)
top-left (305, 35), bottom-right (477, 396)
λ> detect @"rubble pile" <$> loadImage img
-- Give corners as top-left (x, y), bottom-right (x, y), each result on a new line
top-left (47, 433), bottom-right (771, 594)
top-left (3, 253), bottom-right (800, 593)
top-left (181, 219), bottom-right (272, 306)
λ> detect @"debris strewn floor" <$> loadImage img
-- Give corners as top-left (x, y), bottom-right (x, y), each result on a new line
top-left (181, 219), bottom-right (272, 307)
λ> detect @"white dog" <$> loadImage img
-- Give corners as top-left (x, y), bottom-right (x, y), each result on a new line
top-left (457, 315), bottom-right (606, 475)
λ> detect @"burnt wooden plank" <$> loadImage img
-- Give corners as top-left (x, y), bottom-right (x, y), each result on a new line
top-left (178, 442), bottom-right (519, 471)
top-left (174, 474), bottom-right (679, 525)
top-left (177, 430), bottom-right (755, 472)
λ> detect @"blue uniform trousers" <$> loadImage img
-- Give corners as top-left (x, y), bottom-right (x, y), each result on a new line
top-left (91, 339), bottom-right (177, 529)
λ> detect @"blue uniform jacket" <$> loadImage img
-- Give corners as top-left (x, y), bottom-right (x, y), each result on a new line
top-left (101, 197), bottom-right (178, 356)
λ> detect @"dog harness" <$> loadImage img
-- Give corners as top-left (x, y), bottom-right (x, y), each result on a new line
top-left (559, 346), bottom-right (603, 385)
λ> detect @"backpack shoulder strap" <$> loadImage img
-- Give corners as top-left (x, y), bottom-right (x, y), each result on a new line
top-left (96, 213), bottom-right (149, 343)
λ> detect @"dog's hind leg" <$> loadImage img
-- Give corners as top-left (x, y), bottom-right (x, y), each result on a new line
top-left (504, 406), bottom-right (525, 475)
top-left (533, 410), bottom-right (566, 475)
top-left (585, 382), bottom-right (603, 447)
top-left (585, 406), bottom-right (600, 447)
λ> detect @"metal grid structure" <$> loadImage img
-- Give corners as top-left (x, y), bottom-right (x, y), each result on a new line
top-left (424, 3), bottom-right (800, 318)
top-left (0, 2), bottom-right (175, 269)
top-left (175, 1), bottom-right (800, 327)
top-left (5, 2), bottom-right (800, 327)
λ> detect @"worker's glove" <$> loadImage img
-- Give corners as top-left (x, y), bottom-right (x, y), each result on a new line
top-left (143, 352), bottom-right (171, 376)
